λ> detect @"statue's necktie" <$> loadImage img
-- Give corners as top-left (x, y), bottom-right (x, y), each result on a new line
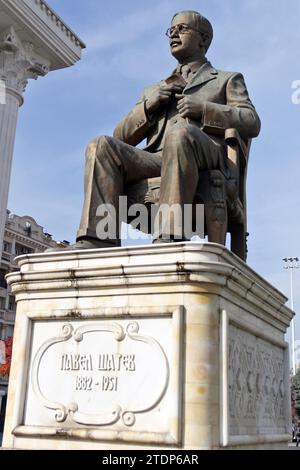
top-left (180, 64), bottom-right (191, 82)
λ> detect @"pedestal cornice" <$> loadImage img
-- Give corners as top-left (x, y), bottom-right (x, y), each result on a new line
top-left (6, 242), bottom-right (294, 333)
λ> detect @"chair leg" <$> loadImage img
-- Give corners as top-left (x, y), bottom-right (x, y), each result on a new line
top-left (205, 202), bottom-right (227, 246)
top-left (200, 170), bottom-right (228, 246)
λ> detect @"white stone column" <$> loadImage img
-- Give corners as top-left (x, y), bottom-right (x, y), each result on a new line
top-left (0, 26), bottom-right (49, 259)
top-left (0, 93), bottom-right (19, 231)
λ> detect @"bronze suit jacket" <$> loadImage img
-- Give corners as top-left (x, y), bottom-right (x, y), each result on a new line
top-left (113, 61), bottom-right (261, 151)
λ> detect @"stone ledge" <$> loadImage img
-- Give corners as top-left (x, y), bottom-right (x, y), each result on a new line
top-left (6, 243), bottom-right (293, 332)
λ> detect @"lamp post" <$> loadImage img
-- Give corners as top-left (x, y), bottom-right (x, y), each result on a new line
top-left (283, 257), bottom-right (299, 376)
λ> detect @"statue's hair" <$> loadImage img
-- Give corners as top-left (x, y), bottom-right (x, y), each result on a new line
top-left (172, 10), bottom-right (213, 52)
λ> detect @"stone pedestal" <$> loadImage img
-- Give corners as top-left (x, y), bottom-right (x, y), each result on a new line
top-left (2, 243), bottom-right (293, 450)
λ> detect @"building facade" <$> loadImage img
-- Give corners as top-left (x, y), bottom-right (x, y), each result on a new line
top-left (0, 210), bottom-right (68, 432)
top-left (0, 0), bottom-right (85, 262)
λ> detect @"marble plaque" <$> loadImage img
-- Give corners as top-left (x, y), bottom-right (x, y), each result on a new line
top-left (23, 311), bottom-right (183, 445)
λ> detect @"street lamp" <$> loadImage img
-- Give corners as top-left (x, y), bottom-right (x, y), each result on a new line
top-left (283, 257), bottom-right (299, 375)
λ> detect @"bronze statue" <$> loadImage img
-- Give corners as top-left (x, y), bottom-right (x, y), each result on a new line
top-left (76, 10), bottom-right (261, 259)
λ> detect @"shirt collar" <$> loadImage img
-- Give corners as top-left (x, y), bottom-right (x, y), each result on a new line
top-left (176, 58), bottom-right (208, 75)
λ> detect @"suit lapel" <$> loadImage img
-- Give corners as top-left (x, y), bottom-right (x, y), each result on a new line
top-left (145, 63), bottom-right (218, 151)
top-left (184, 61), bottom-right (218, 92)
top-left (163, 69), bottom-right (186, 88)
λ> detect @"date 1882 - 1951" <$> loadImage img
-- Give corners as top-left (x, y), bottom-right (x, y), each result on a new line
top-left (75, 375), bottom-right (118, 392)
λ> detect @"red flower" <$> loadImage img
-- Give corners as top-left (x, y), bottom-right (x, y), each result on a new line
top-left (0, 336), bottom-right (13, 378)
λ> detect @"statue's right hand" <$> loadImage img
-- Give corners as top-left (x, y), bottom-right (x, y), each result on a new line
top-left (145, 84), bottom-right (182, 115)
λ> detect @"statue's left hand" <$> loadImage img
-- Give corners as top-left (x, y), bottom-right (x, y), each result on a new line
top-left (175, 94), bottom-right (204, 119)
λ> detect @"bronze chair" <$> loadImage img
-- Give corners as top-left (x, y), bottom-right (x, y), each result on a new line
top-left (125, 128), bottom-right (251, 261)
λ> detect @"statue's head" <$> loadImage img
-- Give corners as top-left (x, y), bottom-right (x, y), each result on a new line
top-left (167, 11), bottom-right (213, 61)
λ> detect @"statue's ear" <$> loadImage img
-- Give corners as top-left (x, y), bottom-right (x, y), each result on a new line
top-left (201, 32), bottom-right (210, 48)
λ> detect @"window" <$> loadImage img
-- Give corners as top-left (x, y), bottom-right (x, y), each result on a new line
top-left (3, 241), bottom-right (11, 253)
top-left (0, 270), bottom-right (7, 289)
top-left (15, 244), bottom-right (34, 256)
top-left (8, 296), bottom-right (15, 311)
top-left (0, 297), bottom-right (5, 309)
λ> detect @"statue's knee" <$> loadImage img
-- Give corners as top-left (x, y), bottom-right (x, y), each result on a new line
top-left (85, 137), bottom-right (99, 159)
top-left (85, 135), bottom-right (112, 160)
top-left (165, 124), bottom-right (193, 143)
top-left (165, 124), bottom-right (207, 148)
top-left (163, 126), bottom-right (194, 158)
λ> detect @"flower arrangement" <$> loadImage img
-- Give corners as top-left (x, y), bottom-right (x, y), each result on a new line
top-left (0, 336), bottom-right (13, 378)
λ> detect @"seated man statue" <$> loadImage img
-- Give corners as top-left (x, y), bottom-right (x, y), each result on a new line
top-left (75, 10), bottom-right (261, 249)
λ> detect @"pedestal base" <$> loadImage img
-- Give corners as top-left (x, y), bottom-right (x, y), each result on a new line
top-left (3, 243), bottom-right (293, 449)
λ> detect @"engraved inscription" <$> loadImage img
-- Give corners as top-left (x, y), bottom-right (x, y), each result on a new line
top-left (60, 353), bottom-right (136, 372)
top-left (102, 376), bottom-right (118, 391)
top-left (74, 375), bottom-right (118, 392)
top-left (75, 376), bottom-right (93, 391)
top-left (61, 353), bottom-right (136, 393)
top-left (30, 321), bottom-right (170, 427)
top-left (74, 375), bottom-right (119, 392)
top-left (98, 353), bottom-right (135, 371)
top-left (61, 354), bottom-right (93, 371)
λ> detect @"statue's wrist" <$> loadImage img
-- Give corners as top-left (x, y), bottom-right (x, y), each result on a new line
top-left (144, 100), bottom-right (156, 123)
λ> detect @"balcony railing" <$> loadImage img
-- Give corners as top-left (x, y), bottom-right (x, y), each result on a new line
top-left (1, 251), bottom-right (11, 262)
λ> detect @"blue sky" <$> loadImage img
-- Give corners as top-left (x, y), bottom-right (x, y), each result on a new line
top-left (7, 0), bottom-right (300, 349)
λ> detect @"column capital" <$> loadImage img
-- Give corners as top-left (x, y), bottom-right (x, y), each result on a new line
top-left (0, 26), bottom-right (50, 105)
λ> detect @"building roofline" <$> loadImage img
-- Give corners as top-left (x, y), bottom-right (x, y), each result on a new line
top-left (0, 0), bottom-right (86, 69)
top-left (36, 0), bottom-right (86, 49)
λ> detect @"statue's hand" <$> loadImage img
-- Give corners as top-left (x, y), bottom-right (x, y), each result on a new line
top-left (145, 84), bottom-right (183, 115)
top-left (175, 94), bottom-right (204, 120)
